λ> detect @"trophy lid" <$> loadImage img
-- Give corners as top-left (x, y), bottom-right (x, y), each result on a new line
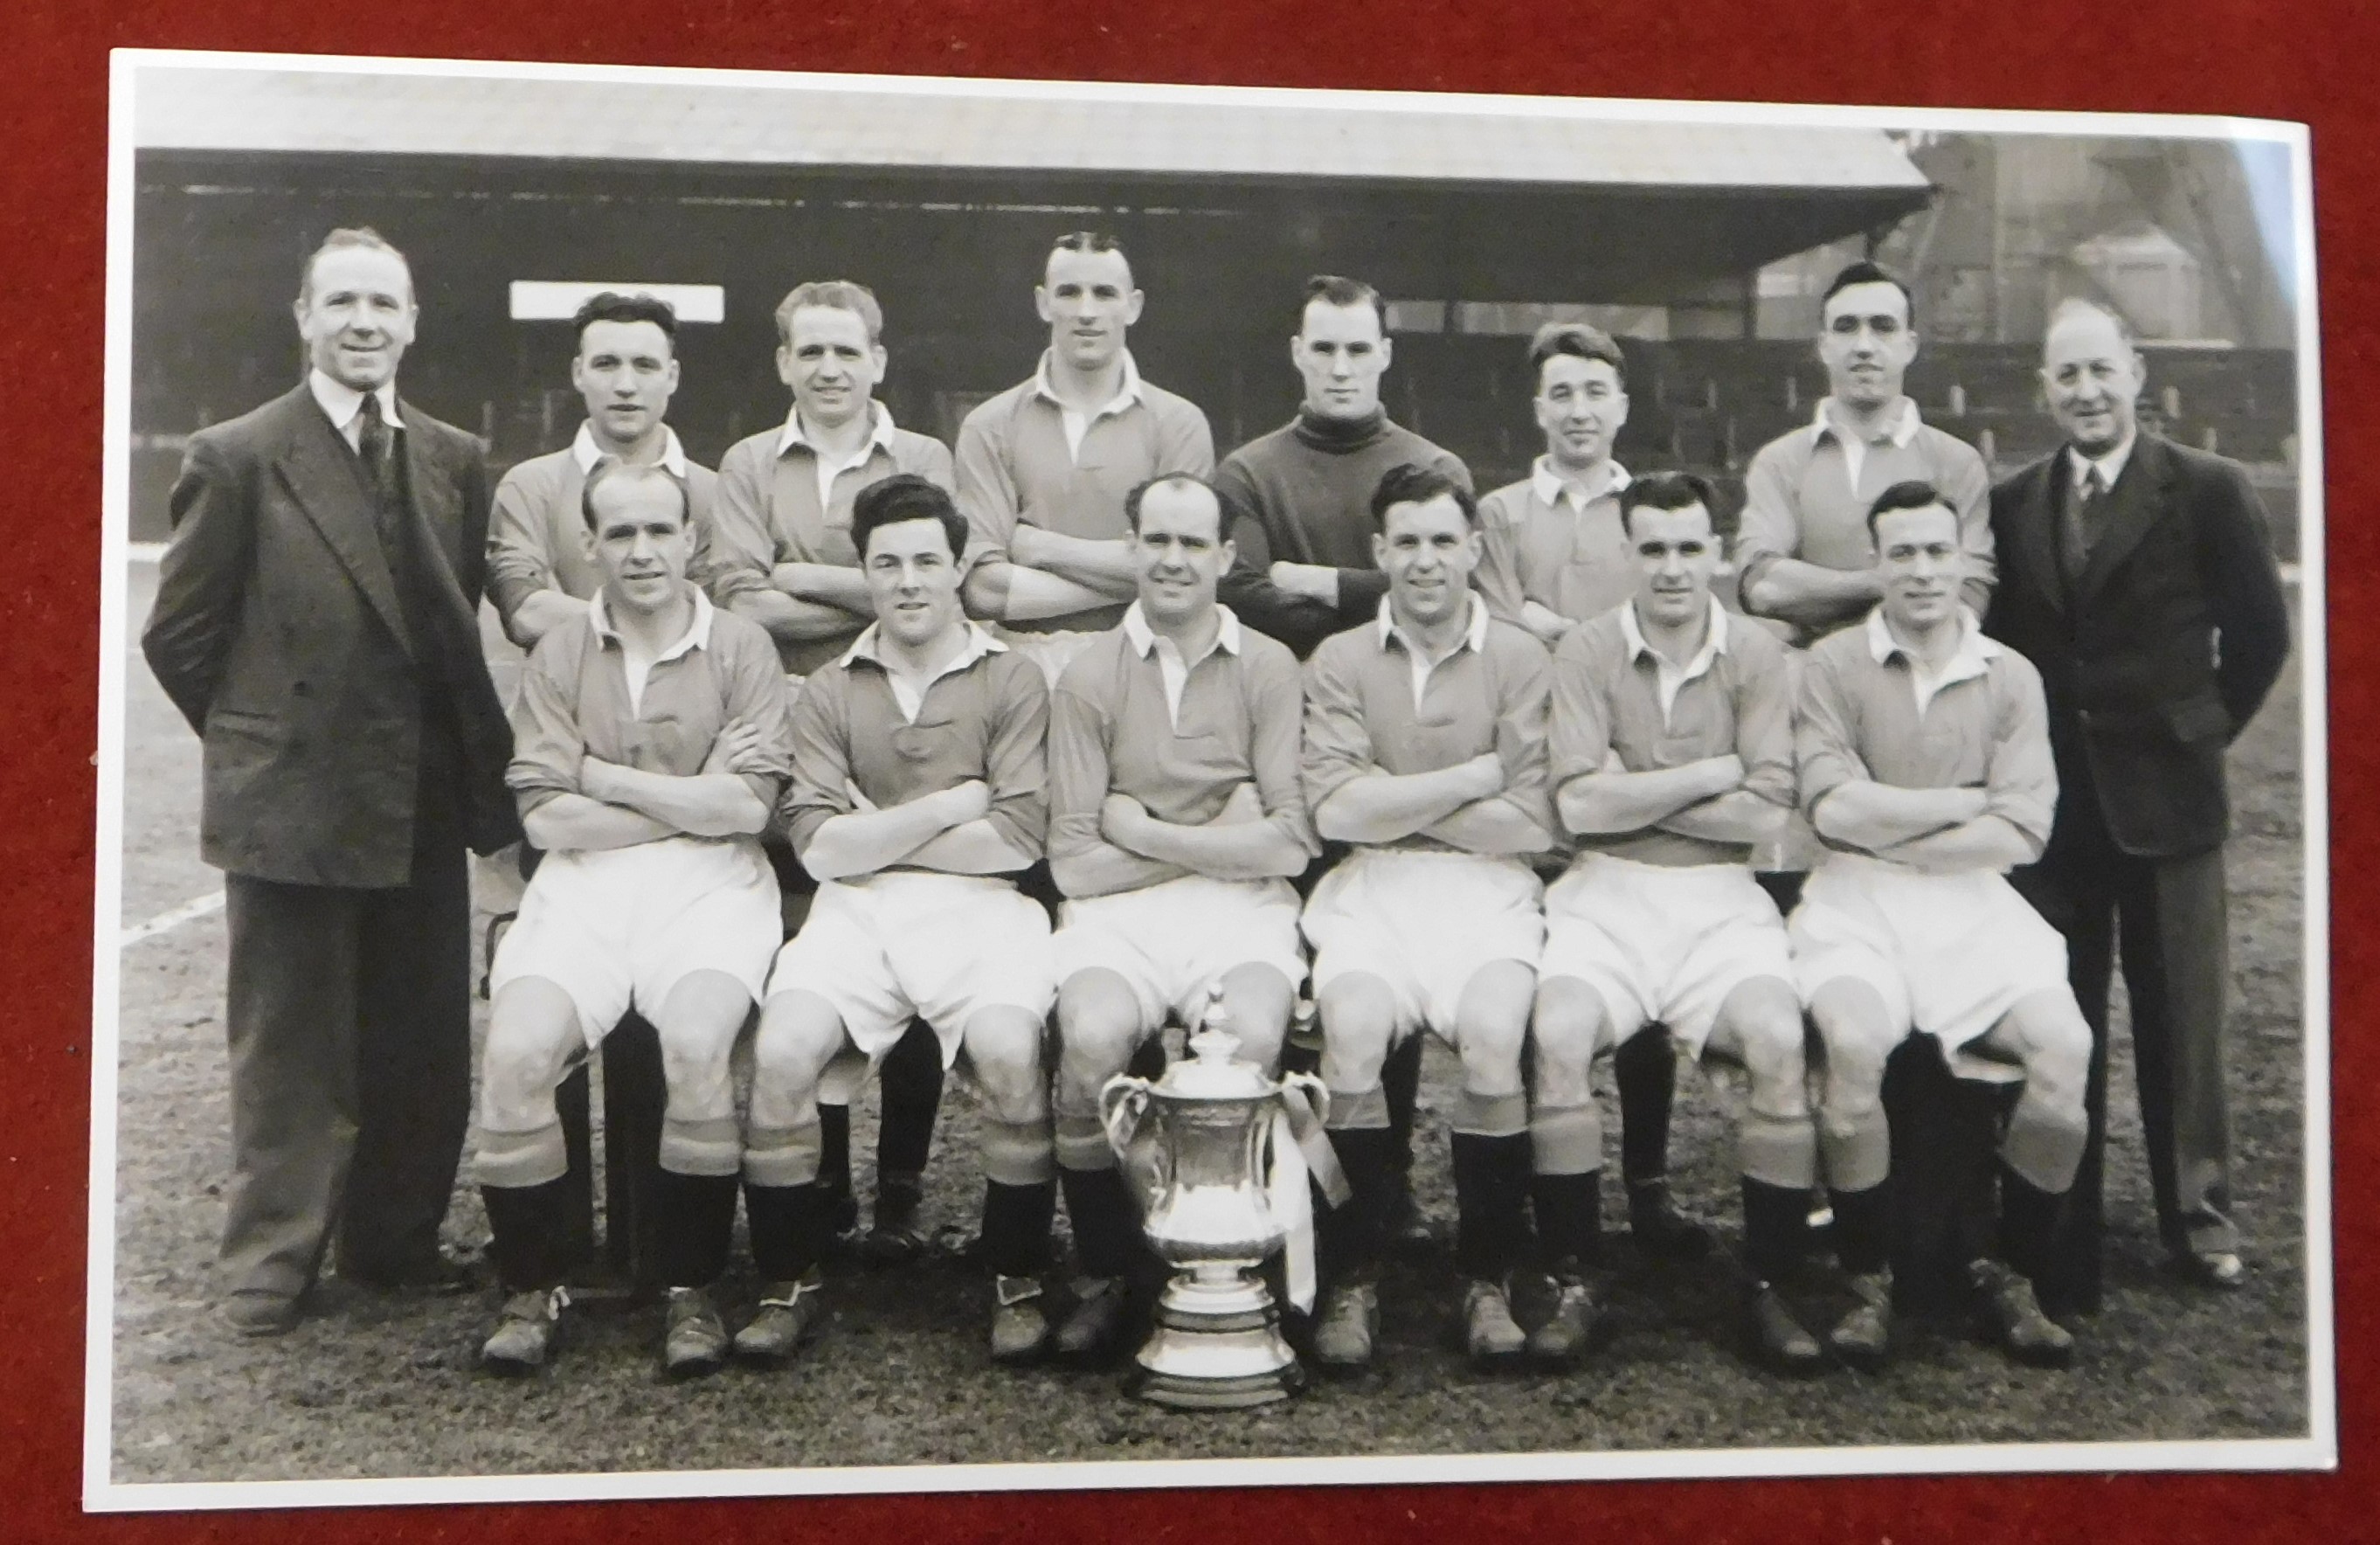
top-left (1152, 984), bottom-right (1276, 1100)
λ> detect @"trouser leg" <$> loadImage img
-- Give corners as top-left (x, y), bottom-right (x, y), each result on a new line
top-left (2125, 848), bottom-right (2238, 1260)
top-left (220, 875), bottom-right (364, 1299)
top-left (340, 845), bottom-right (474, 1277)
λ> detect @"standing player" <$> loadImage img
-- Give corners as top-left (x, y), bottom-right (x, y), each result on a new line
top-left (706, 279), bottom-right (957, 1262)
top-left (1043, 473), bottom-right (1319, 1360)
top-left (737, 475), bottom-right (1060, 1367)
top-left (1474, 322), bottom-right (1707, 1264)
top-left (1531, 472), bottom-right (1818, 1372)
top-left (1214, 273), bottom-right (1473, 1251)
top-left (1298, 463), bottom-right (1556, 1368)
top-left (485, 291), bottom-right (720, 650)
top-left (1737, 261), bottom-right (1995, 644)
top-left (957, 232), bottom-right (1215, 683)
top-left (473, 461), bottom-right (791, 1376)
top-left (1216, 274), bottom-right (1471, 660)
top-left (1793, 480), bottom-right (2093, 1369)
top-left (706, 280), bottom-right (956, 674)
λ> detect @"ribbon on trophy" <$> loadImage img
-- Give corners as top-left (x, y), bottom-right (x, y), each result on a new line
top-left (1267, 1076), bottom-right (1346, 1313)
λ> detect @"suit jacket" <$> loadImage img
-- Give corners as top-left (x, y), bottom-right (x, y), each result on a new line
top-left (1984, 432), bottom-right (2289, 860)
top-left (142, 383), bottom-right (522, 887)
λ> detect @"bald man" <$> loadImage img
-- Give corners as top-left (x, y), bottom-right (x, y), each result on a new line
top-left (1985, 299), bottom-right (2290, 1314)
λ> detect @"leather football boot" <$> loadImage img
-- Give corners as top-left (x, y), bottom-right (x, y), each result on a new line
top-left (662, 1285), bottom-right (730, 1379)
top-left (990, 1275), bottom-right (1051, 1365)
top-left (481, 1287), bottom-right (568, 1376)
top-left (1828, 1268), bottom-right (1894, 1372)
top-left (1972, 1258), bottom-right (2076, 1369)
top-left (1744, 1282), bottom-right (1825, 1376)
top-left (732, 1271), bottom-right (825, 1368)
top-left (1311, 1280), bottom-right (1380, 1369)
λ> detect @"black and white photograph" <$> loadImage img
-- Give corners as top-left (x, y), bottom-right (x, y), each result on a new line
top-left (88, 49), bottom-right (2330, 1510)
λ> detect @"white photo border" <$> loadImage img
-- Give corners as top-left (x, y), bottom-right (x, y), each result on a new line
top-left (85, 45), bottom-right (2336, 1513)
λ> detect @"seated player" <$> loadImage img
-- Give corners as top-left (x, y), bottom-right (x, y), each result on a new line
top-left (1298, 462), bottom-right (1557, 1368)
top-left (1795, 480), bottom-right (2093, 1370)
top-left (473, 460), bottom-right (792, 1377)
top-left (1532, 471), bottom-right (1820, 1372)
top-left (1044, 473), bottom-right (1319, 1361)
top-left (737, 475), bottom-right (1060, 1367)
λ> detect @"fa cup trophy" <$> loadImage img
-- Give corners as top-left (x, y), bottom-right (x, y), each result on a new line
top-left (1100, 987), bottom-right (1330, 1410)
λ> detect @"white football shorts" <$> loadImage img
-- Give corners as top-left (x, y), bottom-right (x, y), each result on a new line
top-left (1539, 853), bottom-right (1793, 1057)
top-left (1055, 873), bottom-right (1305, 1039)
top-left (1301, 848), bottom-right (1545, 1047)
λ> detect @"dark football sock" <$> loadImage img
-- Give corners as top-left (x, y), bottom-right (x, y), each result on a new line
top-left (1830, 1179), bottom-right (1894, 1277)
top-left (817, 1103), bottom-right (853, 1207)
top-left (1740, 1176), bottom-right (1810, 1285)
top-left (979, 1180), bottom-right (1057, 1278)
top-left (1996, 1163), bottom-right (2069, 1280)
top-left (1615, 1027), bottom-right (1678, 1188)
top-left (481, 1177), bottom-right (573, 1292)
top-left (1451, 1132), bottom-right (1532, 1280)
top-left (876, 1020), bottom-right (944, 1180)
top-left (1320, 1126), bottom-right (1394, 1278)
top-left (1530, 1168), bottom-right (1604, 1271)
top-left (650, 1169), bottom-right (738, 1289)
top-left (744, 1180), bottom-right (834, 1283)
top-left (1060, 1164), bottom-right (1145, 1279)
top-left (1381, 1034), bottom-right (1423, 1180)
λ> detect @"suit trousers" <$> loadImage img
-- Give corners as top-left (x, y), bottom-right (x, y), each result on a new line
top-left (220, 845), bottom-right (473, 1299)
top-left (2018, 827), bottom-right (2234, 1311)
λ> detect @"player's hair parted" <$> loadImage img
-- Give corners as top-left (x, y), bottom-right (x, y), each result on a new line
top-left (572, 290), bottom-right (679, 349)
top-left (2045, 294), bottom-right (2140, 350)
top-left (851, 473), bottom-right (970, 563)
top-left (1865, 478), bottom-right (1954, 542)
top-left (1618, 470), bottom-right (1719, 537)
top-left (297, 226), bottom-right (410, 304)
top-left (1821, 259), bottom-right (1917, 329)
top-left (1370, 461), bottom-right (1477, 529)
top-left (1122, 472), bottom-right (1223, 535)
top-left (1528, 322), bottom-right (1628, 390)
top-left (773, 280), bottom-right (886, 347)
top-left (579, 457), bottom-right (691, 532)
top-left (1050, 230), bottom-right (1129, 266)
top-left (1303, 274), bottom-right (1387, 332)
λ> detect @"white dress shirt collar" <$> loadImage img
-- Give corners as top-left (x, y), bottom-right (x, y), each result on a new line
top-left (308, 369), bottom-right (402, 448)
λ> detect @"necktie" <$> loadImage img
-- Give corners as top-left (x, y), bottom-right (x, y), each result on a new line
top-left (355, 391), bottom-right (401, 533)
top-left (2059, 463), bottom-right (2107, 585)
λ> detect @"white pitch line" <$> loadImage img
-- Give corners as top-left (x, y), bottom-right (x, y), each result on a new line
top-left (120, 890), bottom-right (225, 949)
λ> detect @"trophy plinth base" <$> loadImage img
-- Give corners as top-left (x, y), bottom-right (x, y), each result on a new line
top-left (1130, 1264), bottom-right (1304, 1410)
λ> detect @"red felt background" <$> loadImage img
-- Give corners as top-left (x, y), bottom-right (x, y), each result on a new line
top-left (8, 2), bottom-right (2368, 1540)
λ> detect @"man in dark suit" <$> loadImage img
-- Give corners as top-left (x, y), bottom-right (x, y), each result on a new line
top-left (142, 227), bottom-right (522, 1334)
top-left (1984, 297), bottom-right (2291, 1313)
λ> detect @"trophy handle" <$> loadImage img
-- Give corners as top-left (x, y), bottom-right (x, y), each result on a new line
top-left (1100, 1075), bottom-right (1153, 1163)
top-left (1280, 1071), bottom-right (1331, 1127)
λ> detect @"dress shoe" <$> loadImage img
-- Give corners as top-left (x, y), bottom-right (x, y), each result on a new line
top-left (1311, 1280), bottom-right (1380, 1368)
top-left (861, 1178), bottom-right (931, 1268)
top-left (1054, 1275), bottom-right (1132, 1363)
top-left (1744, 1282), bottom-right (1824, 1376)
top-left (1972, 1259), bottom-right (2075, 1369)
top-left (662, 1285), bottom-right (730, 1379)
top-left (990, 1275), bottom-right (1051, 1365)
top-left (1828, 1268), bottom-right (1893, 1371)
top-left (2168, 1250), bottom-right (2248, 1291)
top-left (222, 1288), bottom-right (301, 1338)
top-left (481, 1287), bottom-right (567, 1375)
top-left (1628, 1179), bottom-right (1713, 1262)
top-left (1525, 1270), bottom-right (1602, 1368)
top-left (732, 1272), bottom-right (824, 1368)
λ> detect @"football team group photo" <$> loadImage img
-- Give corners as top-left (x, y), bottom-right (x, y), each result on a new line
top-left (95, 57), bottom-right (2321, 1497)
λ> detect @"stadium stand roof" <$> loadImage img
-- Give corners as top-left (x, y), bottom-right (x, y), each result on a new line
top-left (132, 65), bottom-right (1931, 197)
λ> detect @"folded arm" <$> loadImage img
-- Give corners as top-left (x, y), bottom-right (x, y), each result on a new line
top-left (799, 780), bottom-right (989, 882)
top-left (1876, 814), bottom-right (2039, 874)
top-left (1314, 754), bottom-right (1504, 846)
top-left (578, 756), bottom-right (771, 839)
top-left (771, 561), bottom-right (875, 615)
top-left (522, 793), bottom-right (680, 853)
top-left (1558, 754), bottom-right (1745, 835)
top-left (1102, 782), bottom-right (1311, 882)
top-left (1657, 790), bottom-right (1790, 846)
top-left (1740, 558), bottom-right (1882, 634)
top-left (963, 560), bottom-right (1131, 623)
top-left (1810, 782), bottom-right (1989, 852)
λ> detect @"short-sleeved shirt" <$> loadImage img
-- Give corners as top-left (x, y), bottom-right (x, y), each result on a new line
top-left (486, 424), bottom-right (722, 637)
top-left (1476, 458), bottom-right (1636, 629)
top-left (1301, 595), bottom-right (1556, 852)
top-left (1048, 602), bottom-right (1318, 873)
top-left (1795, 607), bottom-right (2058, 856)
top-left (1736, 398), bottom-right (1995, 643)
top-left (778, 620), bottom-right (1049, 865)
top-left (953, 350), bottom-right (1214, 634)
top-left (1551, 597), bottom-right (1795, 868)
top-left (702, 403), bottom-right (956, 675)
top-left (506, 584), bottom-right (794, 819)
